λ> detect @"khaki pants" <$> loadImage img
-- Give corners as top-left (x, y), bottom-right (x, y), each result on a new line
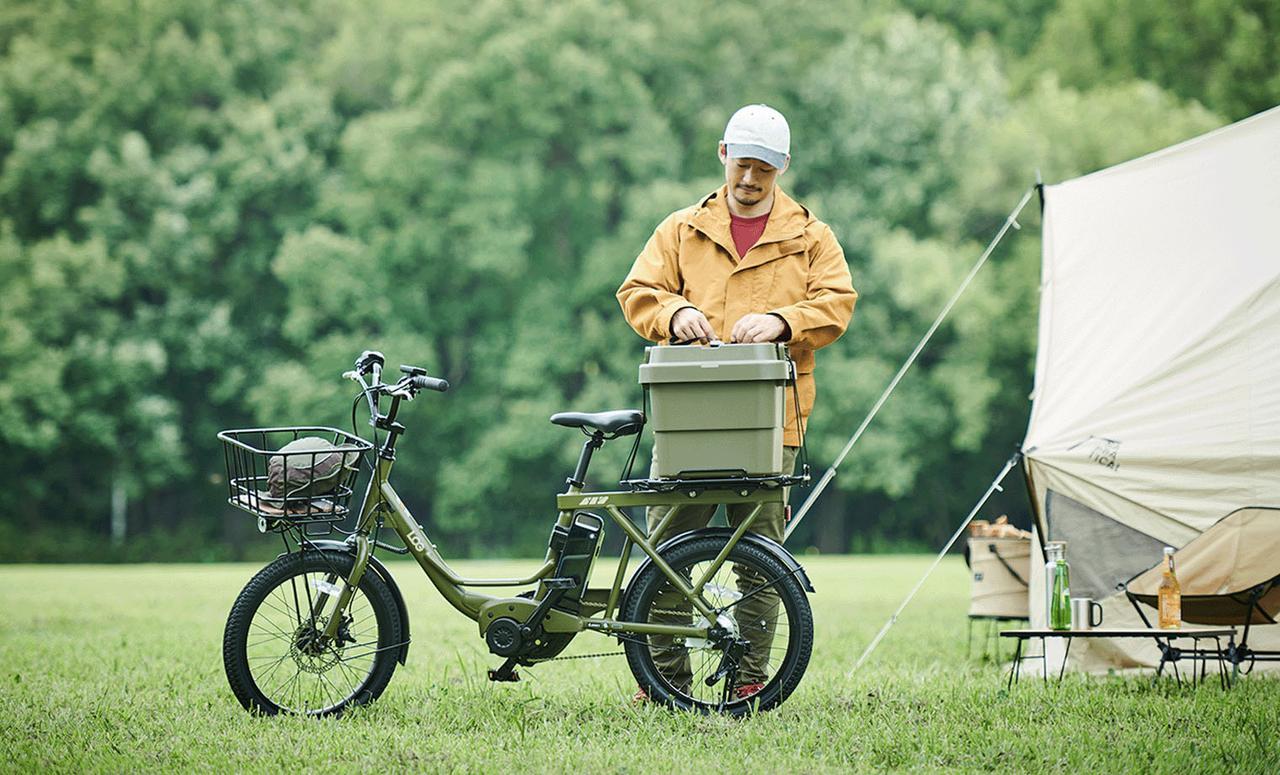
top-left (644, 446), bottom-right (798, 689)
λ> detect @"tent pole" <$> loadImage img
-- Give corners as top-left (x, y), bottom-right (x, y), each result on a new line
top-left (784, 187), bottom-right (1036, 543)
top-left (848, 452), bottom-right (1022, 676)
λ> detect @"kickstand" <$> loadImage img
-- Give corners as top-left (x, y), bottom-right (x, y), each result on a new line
top-left (488, 657), bottom-right (521, 683)
top-left (707, 638), bottom-right (747, 711)
top-left (717, 663), bottom-right (737, 713)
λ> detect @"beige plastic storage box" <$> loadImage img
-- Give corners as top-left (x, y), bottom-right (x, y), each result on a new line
top-left (640, 342), bottom-right (791, 478)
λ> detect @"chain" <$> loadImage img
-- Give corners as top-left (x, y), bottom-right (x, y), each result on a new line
top-left (534, 649), bottom-right (625, 663)
top-left (529, 614), bottom-right (706, 664)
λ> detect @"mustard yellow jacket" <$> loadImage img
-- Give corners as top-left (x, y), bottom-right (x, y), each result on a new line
top-left (617, 185), bottom-right (857, 445)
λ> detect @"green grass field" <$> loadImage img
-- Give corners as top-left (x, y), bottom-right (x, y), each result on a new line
top-left (3, 555), bottom-right (1278, 773)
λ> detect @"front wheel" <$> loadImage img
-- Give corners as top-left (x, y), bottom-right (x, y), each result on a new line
top-left (223, 550), bottom-right (403, 716)
top-left (621, 536), bottom-right (813, 715)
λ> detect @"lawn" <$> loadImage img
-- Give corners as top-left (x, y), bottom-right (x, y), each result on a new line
top-left (3, 555), bottom-right (1278, 773)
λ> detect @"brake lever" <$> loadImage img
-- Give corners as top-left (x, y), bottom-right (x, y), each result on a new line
top-left (382, 377), bottom-right (417, 400)
top-left (343, 369), bottom-right (381, 425)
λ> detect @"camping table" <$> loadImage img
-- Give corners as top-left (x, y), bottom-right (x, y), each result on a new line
top-left (1000, 627), bottom-right (1238, 689)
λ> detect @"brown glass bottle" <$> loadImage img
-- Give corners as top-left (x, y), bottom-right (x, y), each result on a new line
top-left (1158, 547), bottom-right (1181, 629)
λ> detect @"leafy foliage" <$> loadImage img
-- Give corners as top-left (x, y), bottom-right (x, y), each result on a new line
top-left (0, 0), bottom-right (1258, 559)
top-left (1027, 0), bottom-right (1279, 121)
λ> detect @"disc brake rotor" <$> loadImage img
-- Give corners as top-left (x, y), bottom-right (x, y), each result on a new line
top-left (290, 615), bottom-right (342, 674)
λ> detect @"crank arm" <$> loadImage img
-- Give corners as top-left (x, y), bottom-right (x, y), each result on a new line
top-left (519, 577), bottom-right (574, 642)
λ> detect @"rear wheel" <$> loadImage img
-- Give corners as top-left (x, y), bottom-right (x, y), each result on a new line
top-left (223, 551), bottom-right (402, 716)
top-left (621, 536), bottom-right (812, 715)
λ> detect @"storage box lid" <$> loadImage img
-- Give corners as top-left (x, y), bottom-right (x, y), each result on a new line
top-left (639, 342), bottom-right (791, 384)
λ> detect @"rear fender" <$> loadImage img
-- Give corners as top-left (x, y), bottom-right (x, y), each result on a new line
top-left (290, 540), bottom-right (411, 665)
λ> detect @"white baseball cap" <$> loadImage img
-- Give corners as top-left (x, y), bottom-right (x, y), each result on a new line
top-left (722, 104), bottom-right (790, 170)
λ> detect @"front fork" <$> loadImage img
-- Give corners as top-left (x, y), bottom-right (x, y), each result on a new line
top-left (313, 534), bottom-right (373, 642)
top-left (311, 456), bottom-right (387, 642)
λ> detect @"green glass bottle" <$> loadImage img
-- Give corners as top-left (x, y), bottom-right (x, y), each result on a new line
top-left (1046, 542), bottom-right (1072, 630)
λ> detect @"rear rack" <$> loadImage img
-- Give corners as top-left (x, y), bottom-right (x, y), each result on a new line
top-left (622, 467), bottom-right (810, 494)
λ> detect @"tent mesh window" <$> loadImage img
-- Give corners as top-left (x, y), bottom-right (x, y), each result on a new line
top-left (1046, 490), bottom-right (1166, 600)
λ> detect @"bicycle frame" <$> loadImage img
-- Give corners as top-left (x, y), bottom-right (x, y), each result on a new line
top-left (313, 450), bottom-right (786, 646)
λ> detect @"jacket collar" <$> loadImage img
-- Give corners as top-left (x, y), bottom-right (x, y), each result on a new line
top-left (690, 185), bottom-right (812, 268)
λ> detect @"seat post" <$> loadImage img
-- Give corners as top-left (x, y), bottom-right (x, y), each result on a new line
top-left (567, 432), bottom-right (606, 489)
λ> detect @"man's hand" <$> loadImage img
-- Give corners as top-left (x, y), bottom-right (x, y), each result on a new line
top-left (730, 313), bottom-right (789, 343)
top-left (671, 307), bottom-right (716, 343)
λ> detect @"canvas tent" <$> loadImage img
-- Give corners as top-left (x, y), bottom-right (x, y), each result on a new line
top-left (1023, 105), bottom-right (1280, 672)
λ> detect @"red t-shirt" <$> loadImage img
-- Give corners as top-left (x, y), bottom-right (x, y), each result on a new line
top-left (730, 211), bottom-right (769, 259)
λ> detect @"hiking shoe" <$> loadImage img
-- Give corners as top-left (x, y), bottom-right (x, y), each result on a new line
top-left (733, 682), bottom-right (765, 700)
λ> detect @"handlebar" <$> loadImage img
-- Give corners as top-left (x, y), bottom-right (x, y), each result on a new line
top-left (346, 352), bottom-right (448, 399)
top-left (345, 351), bottom-right (448, 438)
top-left (411, 375), bottom-right (450, 393)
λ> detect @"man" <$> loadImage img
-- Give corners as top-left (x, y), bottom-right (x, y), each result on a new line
top-left (616, 104), bottom-right (857, 701)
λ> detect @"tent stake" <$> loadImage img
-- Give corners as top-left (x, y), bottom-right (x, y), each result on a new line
top-left (848, 452), bottom-right (1022, 676)
top-left (784, 187), bottom-right (1035, 543)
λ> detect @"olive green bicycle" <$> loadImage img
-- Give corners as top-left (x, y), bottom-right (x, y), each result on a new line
top-left (219, 349), bottom-right (813, 717)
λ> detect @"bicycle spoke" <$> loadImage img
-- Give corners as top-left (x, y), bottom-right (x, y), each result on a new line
top-left (254, 652), bottom-right (294, 683)
top-left (271, 664), bottom-right (302, 712)
top-left (247, 636), bottom-right (292, 651)
top-left (716, 566), bottom-right (801, 614)
top-left (334, 656), bottom-right (365, 688)
top-left (318, 669), bottom-right (343, 709)
top-left (261, 593), bottom-right (303, 624)
top-left (247, 650), bottom-right (294, 666)
top-left (248, 615), bottom-right (295, 641)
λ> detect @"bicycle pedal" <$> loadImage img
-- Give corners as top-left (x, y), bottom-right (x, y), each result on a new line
top-left (487, 667), bottom-right (521, 683)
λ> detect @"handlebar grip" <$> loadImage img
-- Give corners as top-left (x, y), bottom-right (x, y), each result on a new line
top-left (412, 375), bottom-right (450, 393)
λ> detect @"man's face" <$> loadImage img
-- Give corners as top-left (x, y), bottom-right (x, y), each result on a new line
top-left (720, 143), bottom-right (786, 209)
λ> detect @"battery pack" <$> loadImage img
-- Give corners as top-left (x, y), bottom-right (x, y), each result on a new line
top-left (546, 512), bottom-right (604, 614)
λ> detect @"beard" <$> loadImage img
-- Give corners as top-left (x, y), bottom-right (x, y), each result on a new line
top-left (733, 185), bottom-right (764, 206)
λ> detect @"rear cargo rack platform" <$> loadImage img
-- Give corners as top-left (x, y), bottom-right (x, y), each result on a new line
top-left (622, 469), bottom-right (810, 494)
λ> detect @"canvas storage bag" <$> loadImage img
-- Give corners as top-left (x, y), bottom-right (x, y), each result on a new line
top-left (968, 537), bottom-right (1031, 619)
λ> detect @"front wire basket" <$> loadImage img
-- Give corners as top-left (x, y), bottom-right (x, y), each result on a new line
top-left (218, 426), bottom-right (374, 531)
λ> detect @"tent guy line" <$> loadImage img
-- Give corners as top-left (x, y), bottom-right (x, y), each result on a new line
top-left (850, 452), bottom-right (1024, 674)
top-left (784, 186), bottom-right (1036, 543)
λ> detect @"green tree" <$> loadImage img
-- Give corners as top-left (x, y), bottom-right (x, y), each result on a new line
top-left (898, 0), bottom-right (1059, 55)
top-left (0, 0), bottom-right (1246, 561)
top-left (0, 0), bottom-right (341, 555)
top-left (1028, 0), bottom-right (1280, 120)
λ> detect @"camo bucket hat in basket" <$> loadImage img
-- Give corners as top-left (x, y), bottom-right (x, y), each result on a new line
top-left (267, 436), bottom-right (361, 499)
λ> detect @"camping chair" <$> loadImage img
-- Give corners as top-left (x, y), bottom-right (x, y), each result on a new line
top-left (1124, 507), bottom-right (1280, 683)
